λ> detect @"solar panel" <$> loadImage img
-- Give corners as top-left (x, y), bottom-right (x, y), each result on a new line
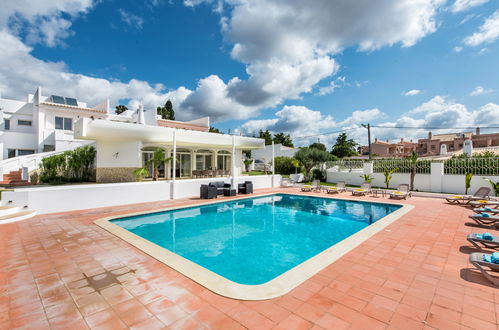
top-left (65, 97), bottom-right (78, 106)
top-left (50, 95), bottom-right (66, 104)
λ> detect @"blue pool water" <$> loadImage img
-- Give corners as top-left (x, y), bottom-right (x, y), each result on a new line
top-left (112, 194), bottom-right (400, 285)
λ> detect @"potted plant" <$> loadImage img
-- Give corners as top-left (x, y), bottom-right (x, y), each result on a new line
top-left (146, 148), bottom-right (173, 181)
top-left (360, 174), bottom-right (374, 183)
top-left (383, 168), bottom-right (398, 189)
top-left (133, 167), bottom-right (149, 182)
top-left (465, 172), bottom-right (473, 195)
top-left (483, 178), bottom-right (499, 196)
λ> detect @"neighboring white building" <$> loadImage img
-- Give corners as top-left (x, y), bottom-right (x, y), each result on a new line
top-left (0, 87), bottom-right (265, 183)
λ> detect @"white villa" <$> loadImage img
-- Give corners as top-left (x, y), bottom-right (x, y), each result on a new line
top-left (0, 87), bottom-right (265, 183)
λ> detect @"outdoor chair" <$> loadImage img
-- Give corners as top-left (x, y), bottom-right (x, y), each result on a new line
top-left (325, 181), bottom-right (346, 194)
top-left (238, 181), bottom-right (253, 194)
top-left (312, 180), bottom-right (321, 192)
top-left (473, 207), bottom-right (499, 215)
top-left (469, 200), bottom-right (499, 208)
top-left (301, 184), bottom-right (313, 192)
top-left (209, 181), bottom-right (231, 195)
top-left (467, 233), bottom-right (499, 251)
top-left (468, 213), bottom-right (499, 228)
top-left (469, 253), bottom-right (499, 286)
top-left (390, 184), bottom-right (411, 200)
top-left (200, 184), bottom-right (217, 199)
top-left (351, 182), bottom-right (371, 196)
top-left (445, 187), bottom-right (491, 205)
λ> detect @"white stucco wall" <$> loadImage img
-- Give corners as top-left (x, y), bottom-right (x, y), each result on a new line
top-left (251, 144), bottom-right (297, 161)
top-left (96, 140), bottom-right (142, 168)
top-left (2, 175), bottom-right (282, 214)
top-left (327, 168), bottom-right (496, 194)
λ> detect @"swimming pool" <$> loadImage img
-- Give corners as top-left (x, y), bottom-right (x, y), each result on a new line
top-left (97, 193), bottom-right (411, 299)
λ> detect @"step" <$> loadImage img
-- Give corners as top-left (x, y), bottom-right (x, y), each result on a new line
top-left (0, 210), bottom-right (37, 224)
top-left (0, 205), bottom-right (19, 217)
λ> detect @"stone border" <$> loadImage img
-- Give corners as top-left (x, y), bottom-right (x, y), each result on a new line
top-left (95, 193), bottom-right (414, 300)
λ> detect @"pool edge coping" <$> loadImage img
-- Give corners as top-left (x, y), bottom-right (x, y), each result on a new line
top-left (94, 192), bottom-right (414, 300)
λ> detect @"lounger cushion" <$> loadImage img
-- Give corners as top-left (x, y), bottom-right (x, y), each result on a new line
top-left (484, 252), bottom-right (499, 264)
top-left (481, 213), bottom-right (491, 218)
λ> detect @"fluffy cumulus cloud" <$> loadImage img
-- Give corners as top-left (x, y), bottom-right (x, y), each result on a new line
top-left (404, 89), bottom-right (422, 96)
top-left (470, 85), bottom-right (495, 96)
top-left (464, 10), bottom-right (499, 46)
top-left (0, 0), bottom-right (448, 123)
top-left (451, 0), bottom-right (489, 13)
top-left (238, 96), bottom-right (499, 147)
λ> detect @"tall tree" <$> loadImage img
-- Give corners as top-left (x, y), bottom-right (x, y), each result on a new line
top-left (209, 126), bottom-right (222, 133)
top-left (157, 99), bottom-right (175, 120)
top-left (408, 151), bottom-right (418, 191)
top-left (115, 105), bottom-right (128, 114)
top-left (331, 133), bottom-right (358, 158)
top-left (258, 130), bottom-right (273, 145)
top-left (273, 132), bottom-right (294, 147)
top-left (294, 147), bottom-right (335, 181)
top-left (309, 142), bottom-right (326, 151)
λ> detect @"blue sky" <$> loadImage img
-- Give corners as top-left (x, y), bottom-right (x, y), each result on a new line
top-left (1, 0), bottom-right (499, 146)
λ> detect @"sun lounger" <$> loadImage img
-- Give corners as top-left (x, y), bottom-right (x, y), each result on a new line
top-left (468, 214), bottom-right (499, 227)
top-left (301, 185), bottom-right (313, 192)
top-left (311, 180), bottom-right (321, 192)
top-left (389, 184), bottom-right (411, 200)
top-left (467, 233), bottom-right (499, 251)
top-left (469, 252), bottom-right (499, 286)
top-left (351, 183), bottom-right (371, 196)
top-left (469, 200), bottom-right (499, 208)
top-left (473, 207), bottom-right (499, 215)
top-left (325, 181), bottom-right (347, 194)
top-left (445, 187), bottom-right (491, 205)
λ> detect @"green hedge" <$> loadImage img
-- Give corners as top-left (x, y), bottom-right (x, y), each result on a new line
top-left (40, 146), bottom-right (96, 184)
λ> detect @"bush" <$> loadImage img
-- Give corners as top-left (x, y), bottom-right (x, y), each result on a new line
top-left (40, 146), bottom-right (96, 184)
top-left (311, 168), bottom-right (326, 181)
top-left (274, 156), bottom-right (298, 175)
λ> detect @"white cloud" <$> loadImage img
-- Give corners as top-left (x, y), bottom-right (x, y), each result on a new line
top-left (316, 76), bottom-right (346, 96)
top-left (404, 89), bottom-right (422, 96)
top-left (2, 0), bottom-right (94, 47)
top-left (464, 10), bottom-right (499, 46)
top-left (453, 46), bottom-right (463, 52)
top-left (470, 86), bottom-right (495, 96)
top-left (119, 9), bottom-right (144, 29)
top-left (451, 0), bottom-right (489, 13)
top-left (238, 97), bottom-right (499, 147)
top-left (0, 0), bottom-right (448, 124)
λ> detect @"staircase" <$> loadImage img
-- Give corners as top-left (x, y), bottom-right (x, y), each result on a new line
top-left (0, 169), bottom-right (31, 187)
top-left (0, 204), bottom-right (37, 224)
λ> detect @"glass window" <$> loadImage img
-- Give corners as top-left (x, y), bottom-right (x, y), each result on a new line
top-left (4, 119), bottom-right (10, 130)
top-left (55, 117), bottom-right (63, 129)
top-left (18, 149), bottom-right (35, 156)
top-left (55, 117), bottom-right (72, 130)
top-left (18, 120), bottom-right (32, 126)
top-left (8, 149), bottom-right (16, 158)
top-left (64, 118), bottom-right (72, 131)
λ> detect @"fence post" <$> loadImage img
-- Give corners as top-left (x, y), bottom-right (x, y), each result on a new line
top-left (363, 162), bottom-right (373, 175)
top-left (430, 162), bottom-right (444, 193)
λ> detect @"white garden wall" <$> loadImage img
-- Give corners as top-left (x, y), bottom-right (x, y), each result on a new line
top-left (2, 175), bottom-right (282, 214)
top-left (327, 163), bottom-right (497, 195)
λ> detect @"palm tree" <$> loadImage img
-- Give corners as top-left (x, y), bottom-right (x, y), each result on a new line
top-left (146, 148), bottom-right (173, 181)
top-left (408, 151), bottom-right (418, 191)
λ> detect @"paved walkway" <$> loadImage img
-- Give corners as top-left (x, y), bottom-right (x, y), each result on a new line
top-left (0, 189), bottom-right (498, 329)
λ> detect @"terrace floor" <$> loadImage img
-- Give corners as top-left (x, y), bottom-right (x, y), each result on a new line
top-left (1, 188), bottom-right (498, 330)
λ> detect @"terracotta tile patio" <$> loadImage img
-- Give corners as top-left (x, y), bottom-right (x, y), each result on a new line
top-left (1, 188), bottom-right (498, 329)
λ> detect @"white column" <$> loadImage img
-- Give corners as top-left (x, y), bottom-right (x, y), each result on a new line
top-left (231, 135), bottom-right (236, 188)
top-left (430, 162), bottom-right (444, 193)
top-left (271, 141), bottom-right (275, 188)
top-left (171, 129), bottom-right (177, 199)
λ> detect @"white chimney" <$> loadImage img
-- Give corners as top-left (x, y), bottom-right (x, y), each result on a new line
top-left (440, 144), bottom-right (447, 155)
top-left (138, 104), bottom-right (145, 125)
top-left (463, 139), bottom-right (473, 156)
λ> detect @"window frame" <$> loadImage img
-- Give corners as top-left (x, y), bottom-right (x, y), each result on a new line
top-left (4, 119), bottom-right (10, 130)
top-left (55, 116), bottom-right (73, 131)
top-left (18, 120), bottom-right (32, 126)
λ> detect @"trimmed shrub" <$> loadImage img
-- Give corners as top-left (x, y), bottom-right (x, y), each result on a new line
top-left (40, 146), bottom-right (96, 184)
top-left (274, 156), bottom-right (298, 175)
